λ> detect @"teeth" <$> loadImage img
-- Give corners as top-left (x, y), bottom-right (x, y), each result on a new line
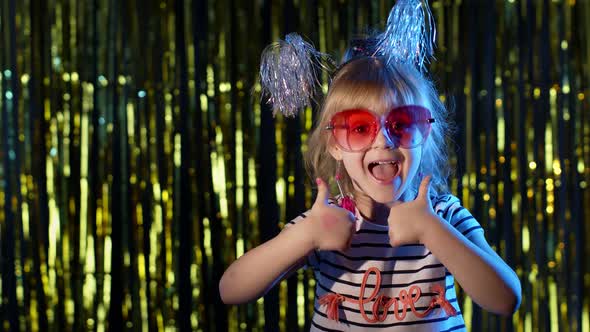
top-left (368, 160), bottom-right (398, 172)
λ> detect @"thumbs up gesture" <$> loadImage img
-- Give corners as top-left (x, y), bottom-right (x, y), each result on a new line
top-left (307, 178), bottom-right (356, 252)
top-left (387, 176), bottom-right (437, 247)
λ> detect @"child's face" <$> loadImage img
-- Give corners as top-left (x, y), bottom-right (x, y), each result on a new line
top-left (328, 106), bottom-right (427, 204)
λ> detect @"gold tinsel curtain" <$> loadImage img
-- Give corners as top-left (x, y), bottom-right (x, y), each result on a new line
top-left (0, 0), bottom-right (588, 331)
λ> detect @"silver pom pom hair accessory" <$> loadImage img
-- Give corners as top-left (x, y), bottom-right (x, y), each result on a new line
top-left (258, 0), bottom-right (436, 117)
top-left (374, 0), bottom-right (436, 73)
top-left (259, 33), bottom-right (334, 117)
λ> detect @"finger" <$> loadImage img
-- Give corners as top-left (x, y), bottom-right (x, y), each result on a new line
top-left (417, 175), bottom-right (432, 201)
top-left (313, 178), bottom-right (330, 208)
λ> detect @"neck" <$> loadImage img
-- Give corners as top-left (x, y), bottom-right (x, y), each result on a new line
top-left (354, 191), bottom-right (403, 226)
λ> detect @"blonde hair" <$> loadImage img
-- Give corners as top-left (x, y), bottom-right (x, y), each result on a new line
top-left (304, 57), bottom-right (452, 198)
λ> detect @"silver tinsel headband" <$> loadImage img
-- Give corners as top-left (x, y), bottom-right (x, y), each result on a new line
top-left (259, 0), bottom-right (436, 117)
top-left (259, 33), bottom-right (333, 117)
top-left (374, 0), bottom-right (436, 72)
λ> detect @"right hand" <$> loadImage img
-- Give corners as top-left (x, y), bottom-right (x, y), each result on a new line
top-left (307, 178), bottom-right (356, 251)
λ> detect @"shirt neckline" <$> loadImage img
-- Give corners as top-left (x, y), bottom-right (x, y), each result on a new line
top-left (356, 209), bottom-right (389, 230)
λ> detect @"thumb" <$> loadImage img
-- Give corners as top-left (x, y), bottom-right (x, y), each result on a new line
top-left (417, 175), bottom-right (432, 201)
top-left (313, 178), bottom-right (330, 208)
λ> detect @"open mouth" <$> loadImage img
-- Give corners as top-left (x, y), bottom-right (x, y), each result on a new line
top-left (368, 160), bottom-right (401, 182)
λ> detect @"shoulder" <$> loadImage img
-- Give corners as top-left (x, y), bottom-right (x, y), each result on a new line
top-left (282, 210), bottom-right (312, 230)
top-left (431, 194), bottom-right (485, 239)
top-left (431, 193), bottom-right (461, 214)
top-left (282, 199), bottom-right (339, 230)
top-left (430, 193), bottom-right (468, 219)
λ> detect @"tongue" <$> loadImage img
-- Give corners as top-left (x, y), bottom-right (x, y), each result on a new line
top-left (371, 163), bottom-right (399, 181)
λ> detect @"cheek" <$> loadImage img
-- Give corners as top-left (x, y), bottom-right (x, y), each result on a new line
top-left (342, 156), bottom-right (365, 174)
top-left (408, 157), bottom-right (420, 173)
top-left (392, 176), bottom-right (403, 189)
top-left (401, 150), bottom-right (421, 178)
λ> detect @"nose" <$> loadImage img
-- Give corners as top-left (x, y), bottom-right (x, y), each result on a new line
top-left (372, 126), bottom-right (397, 149)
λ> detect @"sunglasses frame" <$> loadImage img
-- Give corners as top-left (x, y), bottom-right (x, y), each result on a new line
top-left (325, 105), bottom-right (435, 152)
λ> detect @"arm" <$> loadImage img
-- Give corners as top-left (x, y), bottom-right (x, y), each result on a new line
top-left (219, 218), bottom-right (315, 304)
top-left (219, 178), bottom-right (356, 304)
top-left (387, 176), bottom-right (521, 315)
top-left (420, 215), bottom-right (522, 315)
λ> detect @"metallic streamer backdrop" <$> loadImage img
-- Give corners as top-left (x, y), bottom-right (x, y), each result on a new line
top-left (0, 0), bottom-right (588, 331)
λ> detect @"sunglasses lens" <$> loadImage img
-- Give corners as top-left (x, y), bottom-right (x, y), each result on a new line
top-left (385, 106), bottom-right (433, 148)
top-left (330, 110), bottom-right (377, 151)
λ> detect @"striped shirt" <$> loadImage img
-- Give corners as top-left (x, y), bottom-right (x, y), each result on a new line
top-left (285, 194), bottom-right (483, 331)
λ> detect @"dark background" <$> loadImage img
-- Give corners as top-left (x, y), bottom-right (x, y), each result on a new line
top-left (0, 0), bottom-right (588, 331)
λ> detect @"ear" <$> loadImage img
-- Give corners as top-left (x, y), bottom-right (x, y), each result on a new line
top-left (328, 144), bottom-right (342, 161)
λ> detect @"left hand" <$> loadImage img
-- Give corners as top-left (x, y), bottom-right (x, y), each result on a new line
top-left (387, 175), bottom-right (438, 247)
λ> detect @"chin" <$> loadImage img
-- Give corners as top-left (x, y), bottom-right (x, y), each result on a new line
top-left (371, 191), bottom-right (402, 204)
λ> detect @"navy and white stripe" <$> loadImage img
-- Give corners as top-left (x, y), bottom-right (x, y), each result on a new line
top-left (283, 194), bottom-right (481, 331)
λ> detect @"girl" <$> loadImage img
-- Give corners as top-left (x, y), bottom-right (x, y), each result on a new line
top-left (220, 2), bottom-right (521, 330)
